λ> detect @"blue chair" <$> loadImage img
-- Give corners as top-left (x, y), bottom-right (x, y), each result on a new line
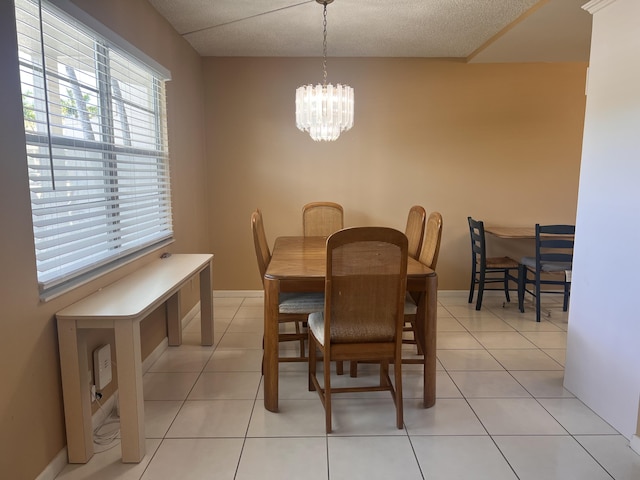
top-left (468, 217), bottom-right (520, 310)
top-left (519, 224), bottom-right (575, 322)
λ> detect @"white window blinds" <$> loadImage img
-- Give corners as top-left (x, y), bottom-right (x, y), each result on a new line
top-left (15, 0), bottom-right (173, 295)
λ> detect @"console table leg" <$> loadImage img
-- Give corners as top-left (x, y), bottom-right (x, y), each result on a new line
top-left (114, 320), bottom-right (145, 463)
top-left (57, 319), bottom-right (93, 463)
top-left (200, 261), bottom-right (214, 346)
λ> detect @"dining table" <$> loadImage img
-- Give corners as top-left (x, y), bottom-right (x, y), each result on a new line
top-left (485, 226), bottom-right (575, 240)
top-left (484, 226), bottom-right (538, 239)
top-left (262, 235), bottom-right (438, 412)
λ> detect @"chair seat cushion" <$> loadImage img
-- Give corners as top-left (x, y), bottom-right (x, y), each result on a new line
top-left (308, 310), bottom-right (396, 344)
top-left (308, 311), bottom-right (326, 346)
top-left (521, 256), bottom-right (572, 272)
top-left (486, 256), bottom-right (520, 269)
top-left (278, 292), bottom-right (324, 314)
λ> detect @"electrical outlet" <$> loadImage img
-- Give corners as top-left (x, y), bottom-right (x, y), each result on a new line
top-left (93, 344), bottom-right (112, 391)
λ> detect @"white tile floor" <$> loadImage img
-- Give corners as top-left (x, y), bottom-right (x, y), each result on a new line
top-left (55, 292), bottom-right (640, 480)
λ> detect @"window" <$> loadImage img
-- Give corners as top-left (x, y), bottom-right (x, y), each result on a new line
top-left (15, 0), bottom-right (173, 297)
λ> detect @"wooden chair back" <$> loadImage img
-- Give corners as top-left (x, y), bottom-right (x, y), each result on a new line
top-left (302, 201), bottom-right (344, 237)
top-left (251, 209), bottom-right (271, 285)
top-left (325, 227), bottom-right (408, 344)
top-left (419, 212), bottom-right (443, 270)
top-left (404, 205), bottom-right (426, 260)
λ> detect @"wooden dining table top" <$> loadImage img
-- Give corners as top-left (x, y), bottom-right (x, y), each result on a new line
top-left (485, 226), bottom-right (575, 240)
top-left (266, 236), bottom-right (435, 281)
top-left (484, 226), bottom-right (538, 239)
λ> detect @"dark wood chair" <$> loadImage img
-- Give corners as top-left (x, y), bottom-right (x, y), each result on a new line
top-left (467, 217), bottom-right (520, 310)
top-left (308, 227), bottom-right (408, 433)
top-left (519, 224), bottom-right (574, 322)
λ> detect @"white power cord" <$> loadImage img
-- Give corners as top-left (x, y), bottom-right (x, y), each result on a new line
top-left (93, 394), bottom-right (121, 453)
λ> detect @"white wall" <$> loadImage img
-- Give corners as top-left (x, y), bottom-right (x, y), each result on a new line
top-left (564, 0), bottom-right (640, 441)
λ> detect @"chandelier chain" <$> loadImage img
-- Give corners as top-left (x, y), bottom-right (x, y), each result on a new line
top-left (322, 2), bottom-right (328, 86)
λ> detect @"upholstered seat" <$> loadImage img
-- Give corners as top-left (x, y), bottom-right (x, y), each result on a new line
top-left (278, 292), bottom-right (324, 314)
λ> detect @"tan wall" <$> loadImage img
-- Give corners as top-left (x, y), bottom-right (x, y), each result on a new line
top-left (0, 0), bottom-right (209, 478)
top-left (204, 57), bottom-right (587, 291)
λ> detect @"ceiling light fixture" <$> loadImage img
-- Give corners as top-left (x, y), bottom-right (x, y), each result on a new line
top-left (295, 0), bottom-right (354, 141)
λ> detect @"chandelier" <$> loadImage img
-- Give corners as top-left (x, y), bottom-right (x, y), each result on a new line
top-left (295, 0), bottom-right (354, 141)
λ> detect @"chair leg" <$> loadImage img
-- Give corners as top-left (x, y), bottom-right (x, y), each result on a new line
top-left (475, 273), bottom-right (484, 310)
top-left (468, 273), bottom-right (476, 304)
top-left (380, 360), bottom-right (389, 385)
top-left (295, 320), bottom-right (305, 358)
top-left (324, 354), bottom-right (332, 434)
top-left (535, 273), bottom-right (542, 322)
top-left (518, 265), bottom-right (525, 313)
top-left (563, 283), bottom-right (570, 311)
top-left (503, 270), bottom-right (511, 303)
top-left (308, 335), bottom-right (317, 391)
top-left (394, 361), bottom-right (403, 430)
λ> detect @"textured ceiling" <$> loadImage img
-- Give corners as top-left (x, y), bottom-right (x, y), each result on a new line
top-left (148, 0), bottom-right (592, 62)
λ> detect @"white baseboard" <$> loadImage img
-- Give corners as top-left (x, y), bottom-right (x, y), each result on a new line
top-left (35, 447), bottom-right (68, 480)
top-left (630, 435), bottom-right (640, 455)
top-left (182, 300), bottom-right (201, 329)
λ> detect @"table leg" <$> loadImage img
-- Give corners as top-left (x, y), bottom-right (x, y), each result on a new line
top-left (166, 292), bottom-right (182, 346)
top-left (263, 278), bottom-right (280, 412)
top-left (200, 261), bottom-right (214, 346)
top-left (114, 320), bottom-right (145, 463)
top-left (57, 319), bottom-right (93, 463)
top-left (424, 274), bottom-right (438, 408)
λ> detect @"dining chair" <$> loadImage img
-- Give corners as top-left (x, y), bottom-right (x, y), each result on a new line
top-left (350, 211), bottom-right (443, 378)
top-left (308, 227), bottom-right (408, 433)
top-left (251, 209), bottom-right (324, 362)
top-left (302, 201), bottom-right (344, 237)
top-left (467, 217), bottom-right (520, 311)
top-left (403, 211), bottom-right (443, 351)
top-left (404, 205), bottom-right (426, 260)
top-left (519, 224), bottom-right (575, 322)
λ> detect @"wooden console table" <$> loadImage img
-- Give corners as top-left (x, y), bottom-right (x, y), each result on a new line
top-left (56, 253), bottom-right (213, 464)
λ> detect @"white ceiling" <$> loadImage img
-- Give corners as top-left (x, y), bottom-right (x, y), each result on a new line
top-left (148, 0), bottom-right (592, 62)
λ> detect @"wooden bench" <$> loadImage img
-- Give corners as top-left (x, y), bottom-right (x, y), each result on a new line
top-left (56, 253), bottom-right (213, 463)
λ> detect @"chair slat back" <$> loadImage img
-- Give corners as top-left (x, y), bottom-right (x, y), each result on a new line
top-left (325, 227), bottom-right (408, 344)
top-left (251, 209), bottom-right (271, 285)
top-left (468, 217), bottom-right (487, 266)
top-left (419, 212), bottom-right (443, 270)
top-left (405, 205), bottom-right (426, 260)
top-left (303, 202), bottom-right (344, 237)
top-left (536, 224), bottom-right (575, 267)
